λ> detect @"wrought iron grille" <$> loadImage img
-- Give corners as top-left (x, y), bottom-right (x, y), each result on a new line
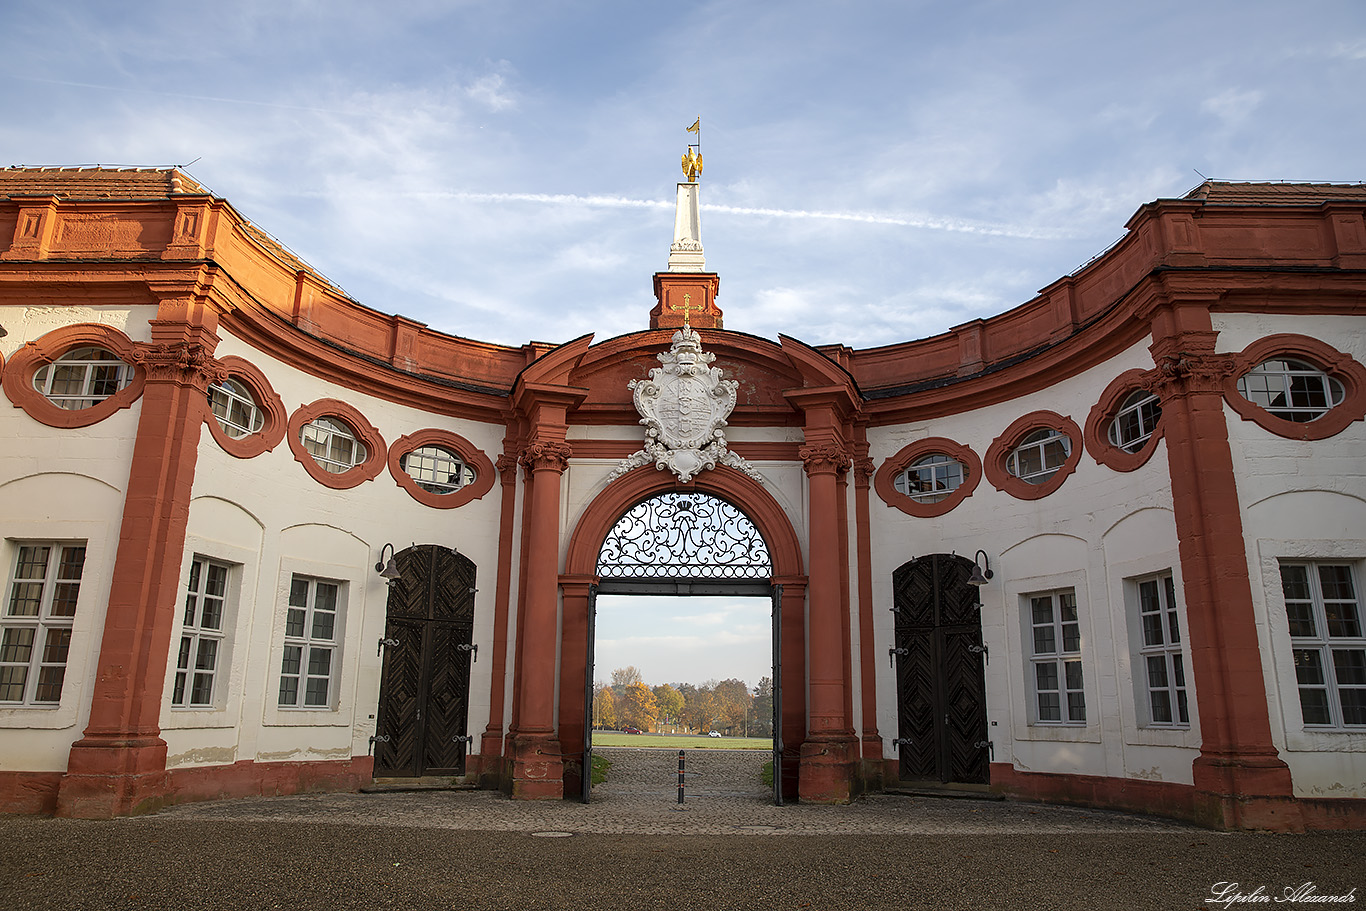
top-left (596, 492), bottom-right (773, 579)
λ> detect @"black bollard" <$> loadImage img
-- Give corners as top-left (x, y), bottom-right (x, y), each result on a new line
top-left (677, 749), bottom-right (685, 805)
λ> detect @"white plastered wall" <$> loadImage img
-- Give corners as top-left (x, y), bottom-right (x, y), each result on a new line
top-left (159, 330), bottom-right (508, 771)
top-left (1216, 312), bottom-right (1366, 799)
top-left (866, 335), bottom-right (1203, 786)
top-left (0, 305), bottom-right (152, 770)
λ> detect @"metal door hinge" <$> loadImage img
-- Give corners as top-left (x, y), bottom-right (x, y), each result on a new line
top-left (892, 737), bottom-right (912, 748)
top-left (888, 646), bottom-right (908, 668)
top-left (452, 734), bottom-right (473, 750)
top-left (368, 734), bottom-right (390, 755)
top-left (974, 740), bottom-right (994, 760)
top-left (457, 643), bottom-right (479, 662)
top-left (969, 643), bottom-right (989, 664)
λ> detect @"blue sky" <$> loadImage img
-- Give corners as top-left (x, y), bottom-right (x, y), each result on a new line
top-left (5, 1), bottom-right (1363, 686)
top-left (4, 1), bottom-right (1363, 351)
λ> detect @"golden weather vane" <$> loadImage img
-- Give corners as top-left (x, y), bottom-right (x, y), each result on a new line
top-left (681, 117), bottom-right (702, 182)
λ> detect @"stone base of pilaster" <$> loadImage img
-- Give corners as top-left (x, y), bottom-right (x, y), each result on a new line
top-left (798, 737), bottom-right (857, 804)
top-left (1192, 752), bottom-right (1304, 831)
top-left (508, 733), bottom-right (565, 800)
top-left (57, 736), bottom-right (170, 818)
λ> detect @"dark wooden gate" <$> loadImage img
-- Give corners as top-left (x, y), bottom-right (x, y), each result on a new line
top-left (374, 544), bottom-right (476, 777)
top-left (892, 554), bottom-right (989, 784)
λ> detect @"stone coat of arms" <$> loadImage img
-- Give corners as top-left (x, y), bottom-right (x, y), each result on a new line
top-left (606, 324), bottom-right (763, 484)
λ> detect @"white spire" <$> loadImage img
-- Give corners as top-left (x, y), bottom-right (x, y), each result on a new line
top-left (667, 181), bottom-right (705, 272)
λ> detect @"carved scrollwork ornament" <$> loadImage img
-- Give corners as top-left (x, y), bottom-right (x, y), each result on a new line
top-left (608, 324), bottom-right (763, 485)
top-left (1146, 351), bottom-right (1238, 397)
top-left (130, 341), bottom-right (229, 387)
top-left (799, 442), bottom-right (853, 475)
top-left (519, 440), bottom-right (573, 473)
top-left (495, 453), bottom-right (520, 480)
top-left (852, 457), bottom-right (877, 484)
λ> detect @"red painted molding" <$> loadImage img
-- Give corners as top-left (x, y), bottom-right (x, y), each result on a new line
top-left (1084, 368), bottom-right (1165, 472)
top-left (2, 323), bottom-right (146, 428)
top-left (286, 398), bottom-right (387, 489)
top-left (1222, 333), bottom-right (1366, 441)
top-left (873, 437), bottom-right (982, 518)
top-left (386, 428), bottom-right (496, 509)
top-left (200, 355), bottom-right (288, 459)
top-left (984, 411), bottom-right (1084, 500)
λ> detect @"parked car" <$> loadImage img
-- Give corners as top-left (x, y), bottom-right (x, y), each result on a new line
top-left (708, 731), bottom-right (722, 738)
top-left (623, 726), bottom-right (642, 734)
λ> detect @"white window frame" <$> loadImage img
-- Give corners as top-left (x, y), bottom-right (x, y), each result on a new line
top-left (1108, 390), bottom-right (1162, 453)
top-left (893, 453), bottom-right (967, 503)
top-left (300, 417), bottom-right (367, 473)
top-left (1236, 358), bottom-right (1345, 423)
top-left (1133, 572), bottom-right (1189, 728)
top-left (32, 347), bottom-right (133, 410)
top-left (172, 556), bottom-right (232, 709)
top-left (208, 378), bottom-right (264, 439)
top-left (401, 445), bottom-right (476, 495)
top-left (278, 574), bottom-right (343, 710)
top-left (1026, 588), bottom-right (1086, 725)
top-left (1280, 562), bottom-right (1365, 730)
top-left (1, 542), bottom-right (85, 706)
top-left (1006, 429), bottom-right (1072, 485)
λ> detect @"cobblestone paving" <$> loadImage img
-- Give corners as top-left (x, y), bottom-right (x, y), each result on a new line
top-left (160, 747), bottom-right (1190, 835)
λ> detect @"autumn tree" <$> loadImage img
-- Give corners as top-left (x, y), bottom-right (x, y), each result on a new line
top-left (594, 685), bottom-right (618, 730)
top-left (712, 678), bottom-right (753, 734)
top-left (619, 681), bottom-right (658, 732)
top-left (683, 687), bottom-right (718, 733)
top-left (652, 683), bottom-right (684, 728)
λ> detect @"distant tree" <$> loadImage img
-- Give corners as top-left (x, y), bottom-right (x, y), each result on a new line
top-left (595, 685), bottom-right (618, 730)
top-left (683, 688), bottom-right (718, 733)
top-left (750, 677), bottom-right (774, 738)
top-left (652, 683), bottom-right (684, 728)
top-left (713, 678), bottom-right (752, 734)
top-left (620, 681), bottom-right (658, 731)
top-left (610, 666), bottom-right (644, 688)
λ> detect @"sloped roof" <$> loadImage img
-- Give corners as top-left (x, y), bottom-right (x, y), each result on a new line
top-left (1184, 180), bottom-right (1366, 204)
top-left (0, 166), bottom-right (209, 199)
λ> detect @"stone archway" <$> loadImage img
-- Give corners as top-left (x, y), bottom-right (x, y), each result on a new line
top-left (559, 466), bottom-right (808, 800)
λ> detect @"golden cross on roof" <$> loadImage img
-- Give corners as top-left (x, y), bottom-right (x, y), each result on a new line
top-left (670, 293), bottom-right (700, 327)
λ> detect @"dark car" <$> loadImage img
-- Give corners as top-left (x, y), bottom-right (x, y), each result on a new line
top-left (623, 726), bottom-right (642, 734)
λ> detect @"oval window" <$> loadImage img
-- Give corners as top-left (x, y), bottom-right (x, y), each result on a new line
top-left (300, 417), bottom-right (367, 473)
top-left (1236, 358), bottom-right (1345, 423)
top-left (400, 445), bottom-right (476, 495)
top-left (893, 453), bottom-right (968, 503)
top-left (1108, 390), bottom-right (1162, 454)
top-left (33, 347), bottom-right (133, 410)
top-left (208, 378), bottom-right (265, 438)
top-left (1007, 428), bottom-right (1072, 485)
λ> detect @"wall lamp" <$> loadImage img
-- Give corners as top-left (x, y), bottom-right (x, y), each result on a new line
top-left (967, 550), bottom-right (994, 587)
top-left (375, 543), bottom-right (403, 585)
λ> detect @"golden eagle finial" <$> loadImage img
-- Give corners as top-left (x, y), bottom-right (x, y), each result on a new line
top-left (681, 118), bottom-right (702, 182)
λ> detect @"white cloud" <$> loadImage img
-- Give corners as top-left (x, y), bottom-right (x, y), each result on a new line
top-left (1200, 88), bottom-right (1265, 125)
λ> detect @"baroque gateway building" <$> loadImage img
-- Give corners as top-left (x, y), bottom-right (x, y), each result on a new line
top-left (0, 164), bottom-right (1363, 831)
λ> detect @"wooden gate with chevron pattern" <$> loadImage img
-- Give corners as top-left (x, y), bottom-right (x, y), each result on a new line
top-left (892, 554), bottom-right (990, 785)
top-left (374, 545), bottom-right (476, 778)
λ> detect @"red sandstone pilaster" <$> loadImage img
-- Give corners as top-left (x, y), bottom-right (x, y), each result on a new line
top-left (57, 299), bottom-right (225, 818)
top-left (1147, 299), bottom-right (1300, 830)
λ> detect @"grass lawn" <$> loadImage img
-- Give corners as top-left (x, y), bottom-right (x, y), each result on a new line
top-left (591, 732), bottom-right (773, 750)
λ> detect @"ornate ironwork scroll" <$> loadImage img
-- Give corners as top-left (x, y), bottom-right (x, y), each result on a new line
top-left (596, 492), bottom-right (772, 579)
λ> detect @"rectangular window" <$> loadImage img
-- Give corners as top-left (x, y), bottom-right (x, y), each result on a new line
top-left (1134, 573), bottom-right (1189, 728)
top-left (172, 556), bottom-right (231, 708)
top-left (278, 575), bottom-right (341, 709)
top-left (1281, 562), bottom-right (1365, 728)
top-left (1028, 589), bottom-right (1085, 724)
top-left (1, 542), bottom-right (85, 705)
